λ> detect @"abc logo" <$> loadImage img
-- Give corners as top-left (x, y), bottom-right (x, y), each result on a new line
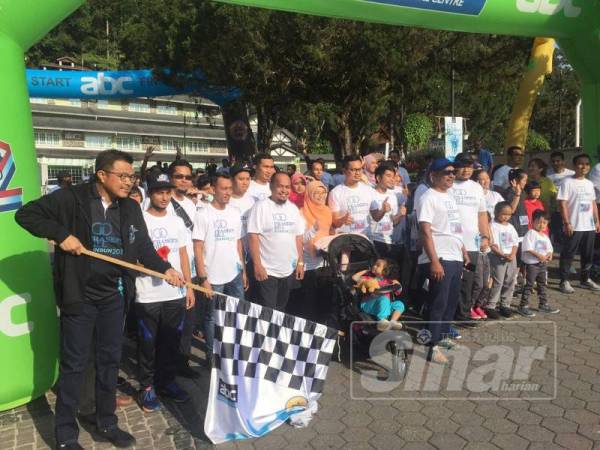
top-left (80, 72), bottom-right (134, 96)
top-left (516, 0), bottom-right (581, 17)
top-left (218, 379), bottom-right (238, 403)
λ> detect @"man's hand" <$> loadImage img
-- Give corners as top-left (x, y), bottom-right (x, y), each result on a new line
top-left (144, 146), bottom-right (155, 159)
top-left (510, 178), bottom-right (522, 196)
top-left (398, 205), bottom-right (407, 216)
top-left (59, 235), bottom-right (84, 256)
top-left (185, 288), bottom-right (195, 310)
top-left (565, 223), bottom-right (574, 237)
top-left (254, 263), bottom-right (268, 281)
top-left (201, 279), bottom-right (214, 299)
top-left (505, 254), bottom-right (514, 262)
top-left (164, 268), bottom-right (185, 287)
top-left (595, 221), bottom-right (600, 234)
top-left (342, 211), bottom-right (353, 225)
top-left (295, 263), bottom-right (305, 281)
top-left (430, 259), bottom-right (445, 282)
top-left (242, 271), bottom-right (249, 291)
top-left (463, 252), bottom-right (471, 268)
top-left (546, 252), bottom-right (553, 262)
top-left (381, 198), bottom-right (391, 214)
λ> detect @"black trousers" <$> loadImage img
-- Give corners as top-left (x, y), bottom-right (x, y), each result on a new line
top-left (422, 260), bottom-right (462, 346)
top-left (136, 298), bottom-right (185, 388)
top-left (55, 296), bottom-right (124, 445)
top-left (287, 269), bottom-right (331, 323)
top-left (178, 302), bottom-right (195, 367)
top-left (256, 275), bottom-right (292, 311)
top-left (559, 230), bottom-right (595, 282)
top-left (456, 251), bottom-right (478, 320)
top-left (521, 263), bottom-right (549, 307)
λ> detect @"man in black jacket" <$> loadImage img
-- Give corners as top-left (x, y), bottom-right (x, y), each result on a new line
top-left (15, 149), bottom-right (184, 450)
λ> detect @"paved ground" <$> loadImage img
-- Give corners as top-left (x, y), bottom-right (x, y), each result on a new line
top-left (3, 264), bottom-right (600, 449)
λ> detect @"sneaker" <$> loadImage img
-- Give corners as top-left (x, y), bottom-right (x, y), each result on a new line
top-left (57, 443), bottom-right (84, 450)
top-left (498, 306), bottom-right (513, 318)
top-left (428, 346), bottom-right (448, 364)
top-left (517, 306), bottom-right (536, 317)
top-left (377, 319), bottom-right (392, 331)
top-left (157, 382), bottom-right (190, 403)
top-left (139, 386), bottom-right (160, 413)
top-left (97, 426), bottom-right (135, 448)
top-left (581, 279), bottom-right (600, 292)
top-left (470, 308), bottom-right (482, 320)
top-left (474, 307), bottom-right (488, 319)
top-left (569, 266), bottom-right (577, 274)
top-left (448, 326), bottom-right (462, 340)
top-left (483, 308), bottom-right (501, 320)
top-left (389, 320), bottom-right (403, 330)
top-left (559, 281), bottom-right (575, 294)
top-left (539, 304), bottom-right (560, 314)
top-left (438, 338), bottom-right (457, 349)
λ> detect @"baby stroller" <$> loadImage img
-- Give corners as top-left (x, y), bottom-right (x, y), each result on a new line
top-left (320, 233), bottom-right (408, 381)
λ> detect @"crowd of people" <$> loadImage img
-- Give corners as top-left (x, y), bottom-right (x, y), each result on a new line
top-left (14, 144), bottom-right (600, 448)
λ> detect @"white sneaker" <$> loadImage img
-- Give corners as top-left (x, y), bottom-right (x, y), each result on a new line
top-left (428, 346), bottom-right (448, 364)
top-left (389, 320), bottom-right (403, 330)
top-left (581, 279), bottom-right (600, 292)
top-left (560, 281), bottom-right (575, 294)
top-left (377, 320), bottom-right (392, 331)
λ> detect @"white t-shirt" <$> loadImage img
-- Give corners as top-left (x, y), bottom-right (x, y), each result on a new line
top-left (229, 192), bottom-right (256, 240)
top-left (192, 203), bottom-right (243, 285)
top-left (328, 182), bottom-right (377, 235)
top-left (492, 165), bottom-right (517, 191)
top-left (136, 212), bottom-right (188, 303)
top-left (302, 225), bottom-right (324, 271)
top-left (247, 180), bottom-right (271, 202)
top-left (484, 190), bottom-right (504, 219)
top-left (247, 198), bottom-right (305, 278)
top-left (557, 177), bottom-right (597, 232)
top-left (491, 221), bottom-right (519, 256)
top-left (413, 183), bottom-right (430, 216)
top-left (171, 195), bottom-right (197, 275)
top-left (521, 229), bottom-right (554, 265)
top-left (450, 179), bottom-right (487, 252)
top-left (548, 168), bottom-right (575, 187)
top-left (589, 164), bottom-right (600, 199)
top-left (417, 189), bottom-right (464, 264)
top-left (370, 189), bottom-right (399, 244)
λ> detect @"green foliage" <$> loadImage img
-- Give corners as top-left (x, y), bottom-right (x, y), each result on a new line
top-left (526, 129), bottom-right (551, 153)
top-left (402, 113), bottom-right (433, 152)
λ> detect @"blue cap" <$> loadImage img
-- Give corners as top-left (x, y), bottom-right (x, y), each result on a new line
top-left (430, 158), bottom-right (453, 172)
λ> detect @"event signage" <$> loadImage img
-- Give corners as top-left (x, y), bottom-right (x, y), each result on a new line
top-left (444, 117), bottom-right (463, 161)
top-left (0, 142), bottom-right (23, 213)
top-left (516, 0), bottom-right (581, 17)
top-left (364, 0), bottom-right (487, 15)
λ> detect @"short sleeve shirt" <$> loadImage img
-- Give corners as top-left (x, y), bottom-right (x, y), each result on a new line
top-left (491, 221), bottom-right (519, 256)
top-left (557, 177), bottom-right (597, 232)
top-left (450, 179), bottom-right (487, 252)
top-left (521, 229), bottom-right (553, 265)
top-left (328, 183), bottom-right (377, 236)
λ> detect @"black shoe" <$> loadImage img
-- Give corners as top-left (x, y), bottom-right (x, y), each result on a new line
top-left (483, 308), bottom-right (501, 320)
top-left (177, 363), bottom-right (200, 379)
top-left (498, 306), bottom-right (513, 318)
top-left (539, 304), bottom-right (560, 314)
top-left (57, 443), bottom-right (84, 450)
top-left (517, 306), bottom-right (535, 317)
top-left (97, 426), bottom-right (135, 448)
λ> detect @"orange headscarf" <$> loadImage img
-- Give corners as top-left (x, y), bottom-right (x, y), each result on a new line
top-left (301, 181), bottom-right (332, 255)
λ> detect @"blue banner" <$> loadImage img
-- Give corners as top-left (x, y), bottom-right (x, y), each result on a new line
top-left (365, 0), bottom-right (487, 16)
top-left (26, 69), bottom-right (240, 106)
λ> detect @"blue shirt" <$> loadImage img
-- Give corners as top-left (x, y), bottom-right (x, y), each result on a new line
top-left (320, 171), bottom-right (334, 188)
top-left (397, 166), bottom-right (411, 186)
top-left (478, 149), bottom-right (494, 172)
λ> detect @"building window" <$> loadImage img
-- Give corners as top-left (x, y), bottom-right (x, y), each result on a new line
top-left (85, 134), bottom-right (112, 149)
top-left (115, 135), bottom-right (142, 151)
top-left (128, 102), bottom-right (150, 113)
top-left (30, 98), bottom-right (48, 104)
top-left (35, 131), bottom-right (61, 146)
top-left (96, 100), bottom-right (110, 109)
top-left (157, 104), bottom-right (178, 115)
top-left (68, 99), bottom-right (81, 107)
top-left (161, 138), bottom-right (183, 152)
top-left (186, 140), bottom-right (209, 153)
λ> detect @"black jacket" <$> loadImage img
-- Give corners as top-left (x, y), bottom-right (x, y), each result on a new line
top-left (15, 182), bottom-right (171, 314)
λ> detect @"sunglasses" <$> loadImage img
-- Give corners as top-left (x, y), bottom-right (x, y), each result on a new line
top-left (441, 169), bottom-right (457, 176)
top-left (172, 174), bottom-right (193, 180)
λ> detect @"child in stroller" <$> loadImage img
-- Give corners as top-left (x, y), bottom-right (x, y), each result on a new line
top-left (352, 258), bottom-right (405, 331)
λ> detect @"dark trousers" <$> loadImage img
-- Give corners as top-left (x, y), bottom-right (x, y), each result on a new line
top-left (256, 275), bottom-right (291, 311)
top-left (287, 269), bottom-right (331, 323)
top-left (471, 252), bottom-right (491, 308)
top-left (550, 211), bottom-right (564, 249)
top-left (521, 263), bottom-right (548, 307)
top-left (422, 260), bottom-right (462, 346)
top-left (178, 302), bottom-right (195, 367)
top-left (559, 230), bottom-right (595, 282)
top-left (456, 251), bottom-right (478, 320)
top-left (136, 298), bottom-right (185, 389)
top-left (55, 296), bottom-right (124, 445)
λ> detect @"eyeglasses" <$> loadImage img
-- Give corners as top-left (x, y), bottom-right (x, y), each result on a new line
top-left (347, 168), bottom-right (363, 173)
top-left (441, 169), bottom-right (457, 176)
top-left (172, 174), bottom-right (193, 180)
top-left (103, 171), bottom-right (136, 182)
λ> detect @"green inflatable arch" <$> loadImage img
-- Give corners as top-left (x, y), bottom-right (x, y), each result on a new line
top-left (0, 0), bottom-right (598, 410)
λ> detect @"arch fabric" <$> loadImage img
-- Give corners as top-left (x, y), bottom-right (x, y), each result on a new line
top-left (1, 0), bottom-right (599, 410)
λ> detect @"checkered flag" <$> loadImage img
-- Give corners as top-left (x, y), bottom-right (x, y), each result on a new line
top-left (204, 295), bottom-right (338, 444)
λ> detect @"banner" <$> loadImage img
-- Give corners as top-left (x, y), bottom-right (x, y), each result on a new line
top-left (204, 296), bottom-right (337, 444)
top-left (365, 0), bottom-right (487, 16)
top-left (444, 117), bottom-right (463, 161)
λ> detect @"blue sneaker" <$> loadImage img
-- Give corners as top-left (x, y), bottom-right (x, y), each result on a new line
top-left (139, 386), bottom-right (160, 413)
top-left (448, 326), bottom-right (462, 340)
top-left (157, 382), bottom-right (190, 403)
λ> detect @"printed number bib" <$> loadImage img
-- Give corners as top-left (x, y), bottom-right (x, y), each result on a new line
top-left (579, 202), bottom-right (591, 213)
top-left (519, 215), bottom-right (529, 226)
top-left (450, 222), bottom-right (463, 234)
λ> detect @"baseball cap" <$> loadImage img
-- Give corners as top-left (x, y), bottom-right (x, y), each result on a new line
top-left (147, 172), bottom-right (174, 192)
top-left (453, 152), bottom-right (475, 168)
top-left (230, 162), bottom-right (252, 178)
top-left (430, 158), bottom-right (453, 172)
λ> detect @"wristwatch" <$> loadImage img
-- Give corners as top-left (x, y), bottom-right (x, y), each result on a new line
top-left (297, 261), bottom-right (305, 267)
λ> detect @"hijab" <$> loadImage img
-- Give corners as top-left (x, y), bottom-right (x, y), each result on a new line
top-left (302, 181), bottom-right (332, 256)
top-left (363, 153), bottom-right (381, 186)
top-left (288, 172), bottom-right (307, 208)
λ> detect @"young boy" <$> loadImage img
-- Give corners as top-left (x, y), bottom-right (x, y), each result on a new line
top-left (557, 153), bottom-right (600, 293)
top-left (519, 210), bottom-right (560, 316)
